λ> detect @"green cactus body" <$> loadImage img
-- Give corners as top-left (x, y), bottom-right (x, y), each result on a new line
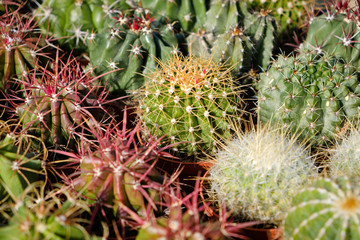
top-left (258, 51), bottom-right (360, 145)
top-left (136, 54), bottom-right (242, 157)
top-left (285, 177), bottom-right (360, 240)
top-left (0, 134), bottom-right (42, 201)
top-left (35, 0), bottom-right (130, 51)
top-left (87, 9), bottom-right (183, 95)
top-left (208, 127), bottom-right (317, 223)
top-left (303, 2), bottom-right (360, 69)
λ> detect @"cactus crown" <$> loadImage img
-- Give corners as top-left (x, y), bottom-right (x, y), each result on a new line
top-left (136, 54), bottom-right (243, 157)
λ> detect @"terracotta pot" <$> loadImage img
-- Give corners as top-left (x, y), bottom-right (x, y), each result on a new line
top-left (240, 226), bottom-right (284, 240)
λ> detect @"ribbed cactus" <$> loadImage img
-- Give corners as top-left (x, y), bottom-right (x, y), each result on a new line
top-left (303, 0), bottom-right (360, 69)
top-left (14, 54), bottom-right (108, 147)
top-left (0, 121), bottom-right (43, 202)
top-left (86, 8), bottom-right (183, 96)
top-left (0, 9), bottom-right (52, 92)
top-left (328, 126), bottom-right (360, 178)
top-left (285, 176), bottom-right (360, 240)
top-left (34, 0), bottom-right (131, 51)
top-left (0, 182), bottom-right (102, 240)
top-left (258, 51), bottom-right (360, 145)
top-left (208, 126), bottom-right (317, 223)
top-left (135, 54), bottom-right (243, 157)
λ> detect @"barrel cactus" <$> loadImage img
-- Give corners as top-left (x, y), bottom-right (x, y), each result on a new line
top-left (34, 0), bottom-right (131, 51)
top-left (285, 176), bottom-right (360, 240)
top-left (135, 54), bottom-right (243, 157)
top-left (303, 0), bottom-right (360, 69)
top-left (258, 51), bottom-right (360, 145)
top-left (14, 54), bottom-right (108, 147)
top-left (208, 126), bottom-right (317, 223)
top-left (86, 8), bottom-right (183, 96)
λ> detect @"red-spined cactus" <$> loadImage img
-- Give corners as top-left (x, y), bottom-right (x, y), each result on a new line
top-left (11, 53), bottom-right (111, 148)
top-left (54, 113), bottom-right (175, 225)
top-left (0, 8), bottom-right (53, 92)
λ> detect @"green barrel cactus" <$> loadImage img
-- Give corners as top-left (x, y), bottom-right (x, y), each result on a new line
top-left (0, 121), bottom-right (43, 202)
top-left (208, 126), bottom-right (317, 223)
top-left (86, 8), bottom-right (183, 96)
top-left (303, 0), bottom-right (360, 69)
top-left (34, 0), bottom-right (131, 51)
top-left (135, 54), bottom-right (243, 157)
top-left (285, 176), bottom-right (360, 240)
top-left (258, 51), bottom-right (360, 145)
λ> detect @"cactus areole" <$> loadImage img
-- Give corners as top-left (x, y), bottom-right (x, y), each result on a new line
top-left (258, 51), bottom-right (360, 145)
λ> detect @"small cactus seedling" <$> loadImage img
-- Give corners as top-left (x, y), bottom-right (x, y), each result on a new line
top-left (258, 50), bottom-right (360, 145)
top-left (328, 126), bottom-right (360, 178)
top-left (55, 115), bottom-right (173, 222)
top-left (0, 9), bottom-right (52, 92)
top-left (0, 181), bottom-right (103, 240)
top-left (12, 53), bottom-right (111, 147)
top-left (285, 176), bottom-right (360, 240)
top-left (208, 126), bottom-right (317, 223)
top-left (135, 54), bottom-right (244, 157)
top-left (0, 120), bottom-right (44, 202)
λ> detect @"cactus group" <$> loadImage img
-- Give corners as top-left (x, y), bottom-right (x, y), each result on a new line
top-left (285, 176), bottom-right (360, 240)
top-left (208, 126), bottom-right (317, 223)
top-left (258, 51), bottom-right (360, 145)
top-left (136, 54), bottom-right (243, 157)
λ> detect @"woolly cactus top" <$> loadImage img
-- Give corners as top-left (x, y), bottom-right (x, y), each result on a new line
top-left (136, 54), bottom-right (243, 157)
top-left (208, 127), bottom-right (317, 223)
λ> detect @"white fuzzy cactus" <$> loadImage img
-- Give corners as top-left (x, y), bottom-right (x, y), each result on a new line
top-left (208, 126), bottom-right (318, 223)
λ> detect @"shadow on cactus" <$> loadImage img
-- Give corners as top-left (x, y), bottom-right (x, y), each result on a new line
top-left (134, 53), bottom-right (245, 158)
top-left (207, 124), bottom-right (318, 225)
top-left (52, 111), bottom-right (176, 231)
top-left (0, 181), bottom-right (105, 239)
top-left (7, 53), bottom-right (114, 148)
top-left (0, 7), bottom-right (53, 92)
top-left (0, 120), bottom-right (45, 203)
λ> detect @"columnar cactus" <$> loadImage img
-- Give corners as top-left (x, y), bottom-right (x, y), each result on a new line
top-left (57, 119), bottom-right (171, 220)
top-left (0, 9), bottom-right (51, 92)
top-left (208, 126), bottom-right (317, 223)
top-left (285, 176), bottom-right (360, 240)
top-left (135, 54), bottom-right (243, 157)
top-left (86, 8), bottom-right (183, 96)
top-left (0, 121), bottom-right (43, 202)
top-left (34, 0), bottom-right (131, 51)
top-left (14, 54), bottom-right (109, 147)
top-left (303, 0), bottom-right (360, 69)
top-left (258, 51), bottom-right (360, 145)
top-left (0, 182), bottom-right (103, 240)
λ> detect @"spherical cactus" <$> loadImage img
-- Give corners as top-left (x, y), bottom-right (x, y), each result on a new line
top-left (13, 54), bottom-right (109, 147)
top-left (285, 176), bottom-right (360, 240)
top-left (258, 51), bottom-right (360, 145)
top-left (135, 54), bottom-right (243, 157)
top-left (208, 126), bottom-right (317, 223)
top-left (328, 126), bottom-right (360, 178)
top-left (86, 8), bottom-right (183, 96)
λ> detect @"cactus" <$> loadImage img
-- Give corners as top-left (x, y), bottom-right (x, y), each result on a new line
top-left (328, 126), bottom-right (360, 178)
top-left (34, 0), bottom-right (131, 51)
top-left (0, 182), bottom-right (103, 240)
top-left (135, 54), bottom-right (243, 157)
top-left (285, 176), bottom-right (360, 240)
top-left (0, 120), bottom-right (44, 202)
top-left (257, 50), bottom-right (360, 145)
top-left (303, 0), bottom-right (360, 69)
top-left (86, 8), bottom-right (183, 96)
top-left (13, 54), bottom-right (109, 147)
top-left (56, 116), bottom-right (172, 220)
top-left (0, 9), bottom-right (52, 92)
top-left (208, 126), bottom-right (317, 223)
